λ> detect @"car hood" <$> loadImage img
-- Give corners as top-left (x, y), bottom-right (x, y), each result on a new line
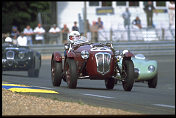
top-left (73, 43), bottom-right (113, 55)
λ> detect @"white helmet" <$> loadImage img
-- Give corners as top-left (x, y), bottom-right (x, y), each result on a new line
top-left (69, 31), bottom-right (80, 43)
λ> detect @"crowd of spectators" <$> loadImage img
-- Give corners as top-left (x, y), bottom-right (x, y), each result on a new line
top-left (2, 17), bottom-right (104, 46)
top-left (2, 1), bottom-right (175, 45)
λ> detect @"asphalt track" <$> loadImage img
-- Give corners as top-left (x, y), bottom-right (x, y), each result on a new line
top-left (2, 55), bottom-right (175, 115)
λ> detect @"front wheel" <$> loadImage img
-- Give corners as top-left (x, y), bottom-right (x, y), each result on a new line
top-left (65, 58), bottom-right (78, 89)
top-left (105, 77), bottom-right (115, 89)
top-left (51, 60), bottom-right (62, 86)
top-left (148, 74), bottom-right (158, 88)
top-left (122, 60), bottom-right (135, 91)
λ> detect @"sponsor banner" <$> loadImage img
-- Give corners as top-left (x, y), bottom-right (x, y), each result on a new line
top-left (96, 7), bottom-right (114, 15)
top-left (155, 9), bottom-right (167, 13)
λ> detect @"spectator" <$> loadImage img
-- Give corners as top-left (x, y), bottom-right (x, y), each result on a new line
top-left (132, 16), bottom-right (142, 29)
top-left (5, 36), bottom-right (13, 44)
top-left (90, 21), bottom-right (98, 42)
top-left (168, 1), bottom-right (175, 28)
top-left (17, 32), bottom-right (28, 46)
top-left (10, 26), bottom-right (20, 44)
top-left (61, 24), bottom-right (70, 44)
top-left (33, 23), bottom-right (45, 44)
top-left (96, 17), bottom-right (104, 29)
top-left (144, 1), bottom-right (156, 28)
top-left (72, 21), bottom-right (79, 31)
top-left (48, 24), bottom-right (61, 44)
top-left (23, 25), bottom-right (33, 45)
top-left (122, 8), bottom-right (131, 29)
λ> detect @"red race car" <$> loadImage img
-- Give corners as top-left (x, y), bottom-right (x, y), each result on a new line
top-left (51, 31), bottom-right (135, 91)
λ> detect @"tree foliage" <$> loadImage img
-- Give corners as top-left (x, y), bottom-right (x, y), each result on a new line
top-left (2, 1), bottom-right (51, 33)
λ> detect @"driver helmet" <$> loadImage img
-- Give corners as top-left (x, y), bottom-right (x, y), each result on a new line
top-left (69, 31), bottom-right (80, 43)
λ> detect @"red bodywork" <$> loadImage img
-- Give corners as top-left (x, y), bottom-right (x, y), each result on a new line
top-left (123, 51), bottom-right (134, 58)
top-left (52, 52), bottom-right (62, 62)
top-left (64, 43), bottom-right (116, 80)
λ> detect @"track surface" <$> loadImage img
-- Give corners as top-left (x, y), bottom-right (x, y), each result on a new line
top-left (2, 55), bottom-right (175, 115)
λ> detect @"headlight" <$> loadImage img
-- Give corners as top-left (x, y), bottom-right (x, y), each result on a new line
top-left (81, 50), bottom-right (89, 59)
top-left (148, 65), bottom-right (155, 72)
top-left (18, 51), bottom-right (25, 59)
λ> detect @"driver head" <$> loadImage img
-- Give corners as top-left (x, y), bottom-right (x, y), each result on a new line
top-left (69, 31), bottom-right (80, 43)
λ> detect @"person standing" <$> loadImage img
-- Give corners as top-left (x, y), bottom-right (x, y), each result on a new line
top-left (90, 21), bottom-right (98, 42)
top-left (48, 24), bottom-right (61, 44)
top-left (96, 17), bottom-right (104, 30)
top-left (33, 23), bottom-right (46, 44)
top-left (61, 24), bottom-right (70, 44)
top-left (122, 8), bottom-right (131, 29)
top-left (72, 21), bottom-right (79, 31)
top-left (10, 26), bottom-right (20, 45)
top-left (23, 25), bottom-right (33, 45)
top-left (168, 1), bottom-right (175, 28)
top-left (144, 1), bottom-right (156, 28)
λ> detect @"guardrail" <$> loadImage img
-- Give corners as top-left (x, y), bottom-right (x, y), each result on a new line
top-left (30, 40), bottom-right (175, 56)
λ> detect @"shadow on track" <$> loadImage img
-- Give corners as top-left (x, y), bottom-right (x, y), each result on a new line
top-left (2, 73), bottom-right (31, 78)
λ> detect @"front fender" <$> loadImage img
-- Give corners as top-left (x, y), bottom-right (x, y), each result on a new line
top-left (52, 52), bottom-right (62, 62)
top-left (67, 51), bottom-right (76, 58)
top-left (123, 51), bottom-right (134, 58)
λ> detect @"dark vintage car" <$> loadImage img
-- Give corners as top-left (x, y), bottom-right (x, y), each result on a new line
top-left (51, 36), bottom-right (135, 91)
top-left (2, 43), bottom-right (41, 77)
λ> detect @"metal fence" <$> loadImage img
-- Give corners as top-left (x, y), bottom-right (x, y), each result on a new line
top-left (44, 28), bottom-right (175, 45)
top-left (96, 28), bottom-right (175, 42)
top-left (2, 28), bottom-right (175, 45)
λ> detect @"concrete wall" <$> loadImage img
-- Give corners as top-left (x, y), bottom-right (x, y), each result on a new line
top-left (56, 1), bottom-right (172, 32)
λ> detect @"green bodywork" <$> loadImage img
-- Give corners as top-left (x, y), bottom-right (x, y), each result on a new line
top-left (118, 55), bottom-right (158, 81)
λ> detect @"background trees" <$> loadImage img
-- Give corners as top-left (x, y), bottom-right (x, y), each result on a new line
top-left (2, 1), bottom-right (51, 33)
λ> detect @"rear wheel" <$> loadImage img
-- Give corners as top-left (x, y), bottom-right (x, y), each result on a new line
top-left (148, 74), bottom-right (157, 88)
top-left (51, 60), bottom-right (62, 86)
top-left (122, 60), bottom-right (135, 91)
top-left (105, 77), bottom-right (115, 89)
top-left (65, 58), bottom-right (78, 89)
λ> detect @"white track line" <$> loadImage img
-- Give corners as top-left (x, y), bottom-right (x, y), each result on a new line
top-left (82, 93), bottom-right (114, 99)
top-left (153, 104), bottom-right (175, 109)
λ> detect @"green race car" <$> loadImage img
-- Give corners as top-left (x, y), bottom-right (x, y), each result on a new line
top-left (116, 53), bottom-right (158, 88)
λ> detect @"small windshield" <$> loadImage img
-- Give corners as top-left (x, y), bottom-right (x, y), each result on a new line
top-left (135, 54), bottom-right (146, 59)
top-left (73, 36), bottom-right (90, 45)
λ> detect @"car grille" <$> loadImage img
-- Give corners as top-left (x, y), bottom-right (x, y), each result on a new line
top-left (95, 52), bottom-right (111, 75)
top-left (6, 51), bottom-right (15, 59)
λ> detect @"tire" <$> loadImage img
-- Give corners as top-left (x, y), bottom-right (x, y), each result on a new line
top-left (51, 60), bottom-right (62, 86)
top-left (148, 74), bottom-right (158, 88)
top-left (105, 77), bottom-right (115, 89)
top-left (28, 58), bottom-right (40, 77)
top-left (65, 58), bottom-right (78, 89)
top-left (28, 68), bottom-right (39, 77)
top-left (122, 60), bottom-right (135, 91)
